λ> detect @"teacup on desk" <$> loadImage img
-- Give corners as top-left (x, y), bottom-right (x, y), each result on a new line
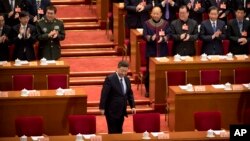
top-left (40, 58), bottom-right (47, 65)
top-left (206, 129), bottom-right (215, 138)
top-left (226, 52), bottom-right (233, 60)
top-left (21, 89), bottom-right (29, 96)
top-left (56, 88), bottom-right (64, 95)
top-left (174, 54), bottom-right (181, 61)
top-left (75, 133), bottom-right (83, 141)
top-left (142, 131), bottom-right (151, 139)
top-left (201, 53), bottom-right (207, 61)
top-left (20, 135), bottom-right (27, 141)
top-left (224, 82), bottom-right (231, 90)
top-left (15, 59), bottom-right (21, 66)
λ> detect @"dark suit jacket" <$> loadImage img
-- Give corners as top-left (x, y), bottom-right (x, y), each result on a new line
top-left (125, 0), bottom-right (153, 28)
top-left (227, 19), bottom-right (250, 54)
top-left (181, 0), bottom-right (206, 24)
top-left (231, 0), bottom-right (250, 19)
top-left (12, 24), bottom-right (37, 61)
top-left (170, 18), bottom-right (199, 56)
top-left (0, 25), bottom-right (11, 61)
top-left (199, 19), bottom-right (226, 55)
top-left (206, 0), bottom-right (231, 22)
top-left (28, 0), bottom-right (51, 17)
top-left (0, 0), bottom-right (22, 26)
top-left (99, 73), bottom-right (135, 119)
top-left (155, 0), bottom-right (180, 22)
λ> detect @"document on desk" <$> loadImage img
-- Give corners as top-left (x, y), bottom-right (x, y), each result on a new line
top-left (212, 84), bottom-right (225, 89)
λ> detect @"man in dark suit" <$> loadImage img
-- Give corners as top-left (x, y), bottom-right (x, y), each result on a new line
top-left (125, 0), bottom-right (153, 29)
top-left (28, 0), bottom-right (51, 23)
top-left (170, 5), bottom-right (198, 56)
top-left (0, 14), bottom-right (11, 61)
top-left (99, 61), bottom-right (136, 134)
top-left (205, 0), bottom-right (231, 23)
top-left (36, 5), bottom-right (65, 60)
top-left (155, 0), bottom-right (180, 23)
top-left (227, 7), bottom-right (250, 54)
top-left (231, 0), bottom-right (250, 20)
top-left (199, 6), bottom-right (226, 55)
top-left (0, 0), bottom-right (22, 26)
top-left (12, 11), bottom-right (37, 61)
top-left (180, 0), bottom-right (206, 24)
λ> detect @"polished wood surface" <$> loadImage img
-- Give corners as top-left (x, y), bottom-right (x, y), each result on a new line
top-left (0, 61), bottom-right (70, 90)
top-left (168, 85), bottom-right (250, 131)
top-left (113, 3), bottom-right (126, 48)
top-left (130, 29), bottom-right (143, 74)
top-left (0, 88), bottom-right (87, 137)
top-left (149, 56), bottom-right (250, 112)
top-left (96, 0), bottom-right (109, 27)
top-left (0, 131), bottom-right (229, 141)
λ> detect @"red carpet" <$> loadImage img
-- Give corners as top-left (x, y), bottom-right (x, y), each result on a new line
top-left (62, 56), bottom-right (124, 72)
top-left (56, 5), bottom-right (96, 18)
top-left (61, 30), bottom-right (113, 45)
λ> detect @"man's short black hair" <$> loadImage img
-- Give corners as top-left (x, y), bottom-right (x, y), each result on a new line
top-left (118, 60), bottom-right (129, 68)
top-left (236, 6), bottom-right (246, 13)
top-left (208, 6), bottom-right (219, 13)
top-left (19, 11), bottom-right (29, 18)
top-left (179, 5), bottom-right (189, 13)
top-left (46, 5), bottom-right (57, 14)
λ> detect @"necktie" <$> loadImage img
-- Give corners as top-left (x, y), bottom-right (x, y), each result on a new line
top-left (212, 22), bottom-right (216, 32)
top-left (190, 0), bottom-right (194, 8)
top-left (165, 1), bottom-right (169, 20)
top-left (244, 0), bottom-right (246, 8)
top-left (216, 0), bottom-right (220, 7)
top-left (239, 21), bottom-right (243, 32)
top-left (120, 79), bottom-right (125, 94)
top-left (10, 0), bottom-right (14, 11)
top-left (23, 26), bottom-right (26, 38)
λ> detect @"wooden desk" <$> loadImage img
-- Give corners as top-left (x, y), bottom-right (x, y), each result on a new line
top-left (130, 29), bottom-right (143, 74)
top-left (168, 85), bottom-right (250, 131)
top-left (149, 56), bottom-right (250, 112)
top-left (0, 131), bottom-right (229, 141)
top-left (0, 61), bottom-right (70, 90)
top-left (0, 88), bottom-right (87, 137)
top-left (113, 3), bottom-right (126, 49)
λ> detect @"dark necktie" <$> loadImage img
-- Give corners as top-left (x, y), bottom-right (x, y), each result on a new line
top-left (0, 28), bottom-right (2, 36)
top-left (120, 79), bottom-right (125, 94)
top-left (212, 22), bottom-right (216, 32)
top-left (239, 21), bottom-right (243, 32)
top-left (165, 1), bottom-right (169, 20)
top-left (191, 0), bottom-right (194, 8)
top-left (216, 0), bottom-right (220, 7)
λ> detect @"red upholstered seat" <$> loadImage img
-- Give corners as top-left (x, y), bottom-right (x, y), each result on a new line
top-left (133, 113), bottom-right (160, 133)
top-left (234, 68), bottom-right (250, 84)
top-left (46, 74), bottom-right (69, 89)
top-left (15, 116), bottom-right (44, 137)
top-left (167, 40), bottom-right (173, 56)
top-left (196, 40), bottom-right (202, 55)
top-left (12, 75), bottom-right (34, 90)
top-left (194, 111), bottom-right (221, 131)
top-left (243, 108), bottom-right (250, 124)
top-left (165, 70), bottom-right (187, 86)
top-left (68, 115), bottom-right (96, 135)
top-left (200, 69), bottom-right (221, 85)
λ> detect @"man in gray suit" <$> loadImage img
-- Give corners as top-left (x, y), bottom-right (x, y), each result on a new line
top-left (170, 5), bottom-right (198, 56)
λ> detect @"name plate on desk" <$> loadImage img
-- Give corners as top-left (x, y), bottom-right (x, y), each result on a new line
top-left (56, 61), bottom-right (64, 65)
top-left (29, 62), bottom-right (38, 66)
top-left (155, 57), bottom-right (169, 62)
top-left (0, 61), bottom-right (10, 66)
top-left (235, 55), bottom-right (248, 60)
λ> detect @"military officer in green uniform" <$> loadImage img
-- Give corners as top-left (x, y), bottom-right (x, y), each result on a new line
top-left (36, 5), bottom-right (65, 60)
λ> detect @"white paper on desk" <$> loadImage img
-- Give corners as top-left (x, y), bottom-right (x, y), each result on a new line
top-left (20, 60), bottom-right (29, 64)
top-left (46, 60), bottom-right (56, 64)
top-left (151, 132), bottom-right (164, 137)
top-left (212, 84), bottom-right (225, 89)
top-left (180, 56), bottom-right (190, 60)
top-left (31, 136), bottom-right (44, 140)
top-left (243, 84), bottom-right (250, 89)
top-left (82, 134), bottom-right (96, 139)
top-left (235, 54), bottom-right (248, 59)
top-left (0, 61), bottom-right (7, 65)
top-left (179, 85), bottom-right (188, 90)
top-left (213, 130), bottom-right (226, 135)
top-left (207, 55), bottom-right (227, 60)
top-left (155, 57), bottom-right (169, 62)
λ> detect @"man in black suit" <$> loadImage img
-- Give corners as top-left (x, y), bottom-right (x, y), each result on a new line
top-left (0, 0), bottom-right (23, 26)
top-left (12, 11), bottom-right (37, 61)
top-left (170, 5), bottom-right (198, 56)
top-left (125, 0), bottom-right (153, 29)
top-left (199, 6), bottom-right (226, 55)
top-left (28, 0), bottom-right (51, 23)
top-left (180, 0), bottom-right (206, 24)
top-left (0, 14), bottom-right (11, 61)
top-left (99, 61), bottom-right (136, 134)
top-left (231, 0), bottom-right (250, 20)
top-left (227, 7), bottom-right (250, 54)
top-left (205, 0), bottom-right (231, 23)
top-left (155, 0), bottom-right (180, 23)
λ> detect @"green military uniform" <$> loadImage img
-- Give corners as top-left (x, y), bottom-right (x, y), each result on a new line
top-left (36, 17), bottom-right (65, 60)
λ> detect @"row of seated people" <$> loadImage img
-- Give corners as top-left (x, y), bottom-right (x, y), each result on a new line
top-left (13, 111), bottom-right (250, 137)
top-left (0, 5), bottom-right (65, 61)
top-left (12, 74), bottom-right (68, 90)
